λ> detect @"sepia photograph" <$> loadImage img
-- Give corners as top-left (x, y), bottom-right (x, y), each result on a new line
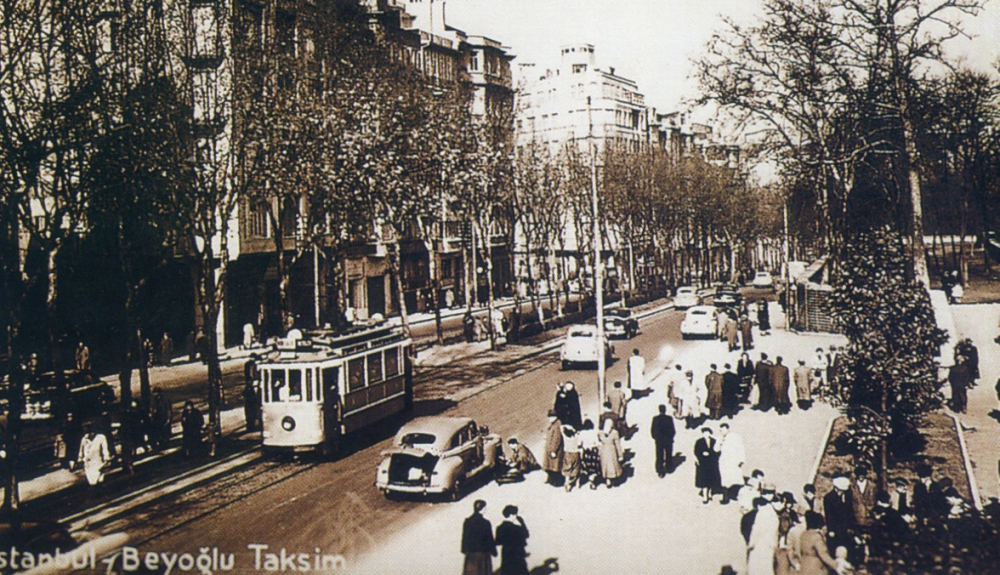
top-left (2, 0), bottom-right (1000, 573)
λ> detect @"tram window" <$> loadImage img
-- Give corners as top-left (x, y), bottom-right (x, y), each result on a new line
top-left (348, 357), bottom-right (365, 392)
top-left (384, 348), bottom-right (399, 378)
top-left (288, 369), bottom-right (302, 400)
top-left (367, 353), bottom-right (383, 384)
top-left (271, 369), bottom-right (286, 401)
top-left (305, 369), bottom-right (313, 402)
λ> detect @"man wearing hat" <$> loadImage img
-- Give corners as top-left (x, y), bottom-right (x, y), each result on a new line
top-left (542, 411), bottom-right (564, 486)
top-left (823, 473), bottom-right (855, 553)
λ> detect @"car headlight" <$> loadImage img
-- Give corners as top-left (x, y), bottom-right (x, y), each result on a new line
top-left (281, 416), bottom-right (296, 431)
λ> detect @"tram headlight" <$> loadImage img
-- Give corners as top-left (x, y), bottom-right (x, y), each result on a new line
top-left (281, 416), bottom-right (296, 432)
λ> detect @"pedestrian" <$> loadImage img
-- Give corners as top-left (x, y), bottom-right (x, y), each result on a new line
top-left (737, 353), bottom-right (755, 404)
top-left (243, 322), bottom-right (256, 350)
top-left (717, 309), bottom-right (729, 340)
top-left (494, 505), bottom-right (529, 575)
top-left (964, 338), bottom-right (980, 382)
top-left (542, 411), bottom-right (564, 486)
top-left (793, 359), bottom-right (813, 410)
top-left (650, 404), bottom-right (676, 477)
top-left (181, 400), bottom-right (204, 458)
top-left (78, 425), bottom-right (111, 486)
top-left (739, 315), bottom-right (754, 351)
top-left (694, 427), bottom-right (721, 504)
top-left (798, 512), bottom-right (840, 575)
top-left (741, 497), bottom-right (763, 545)
top-left (606, 380), bottom-right (628, 433)
top-left (667, 364), bottom-right (686, 416)
top-left (553, 382), bottom-right (582, 430)
top-left (243, 354), bottom-right (261, 431)
top-left (850, 464), bottom-right (876, 530)
top-left (627, 349), bottom-right (647, 398)
top-left (746, 495), bottom-right (781, 575)
top-left (826, 345), bottom-right (840, 392)
top-left (721, 363), bottom-right (741, 417)
top-left (823, 474), bottom-right (856, 555)
top-left (75, 341), bottom-right (91, 372)
top-left (705, 364), bottom-right (724, 420)
top-left (578, 419), bottom-right (601, 488)
top-left (463, 312), bottom-right (476, 343)
top-left (150, 388), bottom-right (173, 450)
top-left (772, 356), bottom-right (791, 415)
top-left (725, 311), bottom-right (740, 351)
top-left (504, 438), bottom-right (539, 474)
top-left (811, 348), bottom-right (828, 389)
top-left (195, 329), bottom-right (208, 363)
top-left (679, 370), bottom-right (702, 428)
top-left (561, 425), bottom-right (582, 491)
top-left (127, 400), bottom-right (150, 455)
top-left (948, 355), bottom-right (971, 413)
top-left (159, 332), bottom-right (174, 366)
top-left (754, 353), bottom-right (774, 411)
top-left (59, 412), bottom-right (83, 470)
top-left (461, 500), bottom-right (496, 575)
top-left (889, 478), bottom-right (912, 517)
top-left (911, 463), bottom-right (942, 520)
top-left (598, 418), bottom-right (624, 488)
top-left (738, 470), bottom-right (766, 514)
top-left (801, 483), bottom-right (821, 514)
top-left (718, 423), bottom-right (745, 504)
top-left (756, 299), bottom-right (771, 334)
top-left (869, 491), bottom-right (911, 558)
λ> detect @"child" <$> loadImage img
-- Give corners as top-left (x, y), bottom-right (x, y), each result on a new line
top-left (834, 546), bottom-right (854, 574)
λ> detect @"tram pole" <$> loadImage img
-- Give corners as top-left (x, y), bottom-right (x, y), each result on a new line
top-left (588, 96), bottom-right (606, 404)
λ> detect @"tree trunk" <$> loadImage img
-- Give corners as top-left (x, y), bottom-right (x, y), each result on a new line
top-left (426, 239), bottom-right (444, 346)
top-left (388, 241), bottom-right (411, 336)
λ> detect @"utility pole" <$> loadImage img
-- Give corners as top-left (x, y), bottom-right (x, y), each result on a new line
top-left (588, 96), bottom-right (606, 403)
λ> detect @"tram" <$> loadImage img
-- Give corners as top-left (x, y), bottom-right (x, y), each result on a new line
top-left (258, 322), bottom-right (413, 454)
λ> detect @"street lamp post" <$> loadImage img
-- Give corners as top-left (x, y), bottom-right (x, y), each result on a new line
top-left (588, 96), bottom-right (606, 403)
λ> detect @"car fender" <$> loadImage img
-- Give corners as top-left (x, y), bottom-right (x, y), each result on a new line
top-left (430, 456), bottom-right (463, 489)
top-left (482, 435), bottom-right (502, 467)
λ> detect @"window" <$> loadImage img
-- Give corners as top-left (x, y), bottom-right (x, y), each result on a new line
top-left (271, 369), bottom-right (286, 401)
top-left (348, 357), bottom-right (366, 391)
top-left (469, 50), bottom-right (480, 72)
top-left (288, 369), bottom-right (302, 400)
top-left (385, 348), bottom-right (400, 378)
top-left (305, 369), bottom-right (313, 401)
top-left (367, 353), bottom-right (383, 384)
top-left (572, 64), bottom-right (587, 74)
top-left (322, 367), bottom-right (339, 399)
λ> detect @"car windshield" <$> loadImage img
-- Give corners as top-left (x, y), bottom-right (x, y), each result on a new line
top-left (678, 288), bottom-right (694, 295)
top-left (399, 432), bottom-right (436, 447)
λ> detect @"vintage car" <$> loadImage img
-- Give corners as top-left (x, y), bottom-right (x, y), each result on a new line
top-left (375, 416), bottom-right (502, 500)
top-left (680, 305), bottom-right (719, 339)
top-left (751, 271), bottom-right (775, 290)
top-left (673, 286), bottom-right (702, 310)
top-left (0, 370), bottom-right (115, 422)
top-left (603, 308), bottom-right (638, 339)
top-left (713, 284), bottom-right (743, 308)
top-left (560, 325), bottom-right (613, 370)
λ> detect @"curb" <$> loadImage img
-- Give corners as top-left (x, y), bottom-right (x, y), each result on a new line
top-left (809, 414), bottom-right (839, 484)
top-left (946, 412), bottom-right (983, 510)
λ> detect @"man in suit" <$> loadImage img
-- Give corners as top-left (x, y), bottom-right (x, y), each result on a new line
top-left (721, 363), bottom-right (741, 417)
top-left (754, 352), bottom-right (774, 411)
top-left (606, 381), bottom-right (629, 432)
top-left (650, 404), bottom-right (676, 477)
top-left (461, 499), bottom-right (496, 575)
top-left (793, 359), bottom-right (813, 410)
top-left (823, 474), bottom-right (855, 554)
top-left (948, 355), bottom-right (971, 413)
top-left (705, 364), bottom-right (724, 420)
top-left (772, 356), bottom-right (792, 414)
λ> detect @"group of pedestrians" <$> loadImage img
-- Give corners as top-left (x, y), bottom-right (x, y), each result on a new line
top-left (734, 461), bottom-right (973, 575)
top-left (461, 499), bottom-right (531, 575)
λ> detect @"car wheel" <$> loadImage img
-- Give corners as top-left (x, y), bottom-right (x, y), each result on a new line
top-left (681, 333), bottom-right (690, 340)
top-left (562, 360), bottom-right (571, 371)
top-left (451, 478), bottom-right (463, 502)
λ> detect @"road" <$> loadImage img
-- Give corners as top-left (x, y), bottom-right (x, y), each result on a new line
top-left (89, 304), bottom-right (695, 568)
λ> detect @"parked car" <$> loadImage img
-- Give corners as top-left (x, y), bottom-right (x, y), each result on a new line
top-left (680, 305), bottom-right (719, 339)
top-left (0, 370), bottom-right (115, 422)
top-left (560, 325), bottom-right (614, 370)
top-left (375, 416), bottom-right (502, 500)
top-left (603, 308), bottom-right (638, 339)
top-left (673, 286), bottom-right (702, 309)
top-left (751, 271), bottom-right (775, 290)
top-left (713, 284), bottom-right (743, 308)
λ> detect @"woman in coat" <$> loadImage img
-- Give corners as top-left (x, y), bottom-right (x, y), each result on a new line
top-left (693, 427), bottom-right (721, 504)
top-left (756, 300), bottom-right (771, 333)
top-left (797, 511), bottom-right (841, 575)
top-left (597, 419), bottom-right (623, 487)
top-left (542, 411), bottom-right (564, 486)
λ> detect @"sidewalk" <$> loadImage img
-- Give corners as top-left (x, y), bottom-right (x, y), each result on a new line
top-left (351, 304), bottom-right (846, 575)
top-left (949, 303), bottom-right (1000, 503)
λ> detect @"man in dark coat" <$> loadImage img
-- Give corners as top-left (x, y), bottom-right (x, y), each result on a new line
top-left (736, 353), bottom-right (754, 404)
top-left (705, 365), bottom-right (724, 420)
top-left (150, 388), bottom-right (173, 451)
top-left (754, 353), bottom-right (774, 411)
top-left (542, 411), bottom-right (564, 486)
top-left (650, 404), bottom-right (676, 477)
top-left (912, 464), bottom-right (943, 520)
top-left (553, 382), bottom-right (582, 430)
top-left (461, 499), bottom-right (496, 575)
top-left (181, 401), bottom-right (204, 458)
top-left (948, 356), bottom-right (971, 413)
top-left (494, 505), bottom-right (529, 575)
top-left (869, 491), bottom-right (911, 558)
top-left (823, 474), bottom-right (856, 554)
top-left (739, 316), bottom-right (754, 351)
top-left (243, 354), bottom-right (261, 431)
top-left (721, 363), bottom-right (741, 417)
top-left (771, 356), bottom-right (791, 415)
